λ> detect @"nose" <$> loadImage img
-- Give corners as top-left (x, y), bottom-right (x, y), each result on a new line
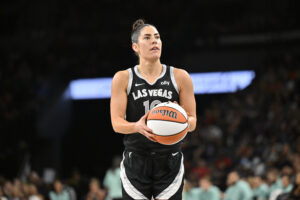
top-left (152, 38), bottom-right (157, 44)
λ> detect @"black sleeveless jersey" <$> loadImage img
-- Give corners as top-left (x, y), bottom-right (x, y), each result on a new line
top-left (124, 64), bottom-right (181, 153)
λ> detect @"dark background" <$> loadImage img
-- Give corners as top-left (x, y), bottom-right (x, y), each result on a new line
top-left (1, 0), bottom-right (300, 183)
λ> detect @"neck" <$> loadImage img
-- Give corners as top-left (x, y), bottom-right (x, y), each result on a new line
top-left (138, 58), bottom-right (162, 76)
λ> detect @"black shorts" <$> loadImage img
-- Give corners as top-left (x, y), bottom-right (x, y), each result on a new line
top-left (120, 150), bottom-right (184, 200)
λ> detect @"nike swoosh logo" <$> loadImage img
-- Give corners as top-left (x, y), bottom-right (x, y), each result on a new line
top-left (135, 83), bottom-right (145, 86)
top-left (172, 152), bottom-right (179, 156)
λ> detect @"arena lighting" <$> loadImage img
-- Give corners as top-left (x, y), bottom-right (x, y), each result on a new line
top-left (69, 70), bottom-right (255, 100)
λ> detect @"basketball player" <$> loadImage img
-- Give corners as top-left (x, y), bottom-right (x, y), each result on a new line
top-left (110, 19), bottom-right (197, 200)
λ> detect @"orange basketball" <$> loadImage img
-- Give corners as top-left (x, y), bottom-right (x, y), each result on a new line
top-left (146, 102), bottom-right (188, 145)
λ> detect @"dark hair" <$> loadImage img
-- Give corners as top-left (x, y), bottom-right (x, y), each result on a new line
top-left (131, 19), bottom-right (154, 44)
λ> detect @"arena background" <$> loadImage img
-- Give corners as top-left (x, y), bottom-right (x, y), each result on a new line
top-left (1, 0), bottom-right (300, 199)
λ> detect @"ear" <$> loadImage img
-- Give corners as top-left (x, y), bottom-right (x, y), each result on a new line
top-left (132, 43), bottom-right (139, 54)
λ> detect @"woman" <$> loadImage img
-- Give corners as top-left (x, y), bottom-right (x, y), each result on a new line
top-left (49, 179), bottom-right (70, 200)
top-left (110, 19), bottom-right (197, 200)
top-left (86, 178), bottom-right (106, 200)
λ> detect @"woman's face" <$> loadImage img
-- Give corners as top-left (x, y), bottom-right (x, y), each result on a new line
top-left (89, 181), bottom-right (99, 193)
top-left (133, 26), bottom-right (162, 62)
top-left (54, 181), bottom-right (63, 193)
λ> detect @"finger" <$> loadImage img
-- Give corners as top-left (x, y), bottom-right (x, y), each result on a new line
top-left (143, 131), bottom-right (157, 142)
top-left (145, 127), bottom-right (153, 133)
top-left (174, 101), bottom-right (178, 104)
top-left (142, 111), bottom-right (150, 119)
top-left (146, 134), bottom-right (157, 142)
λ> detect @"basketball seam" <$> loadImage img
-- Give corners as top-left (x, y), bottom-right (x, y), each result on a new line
top-left (147, 119), bottom-right (187, 124)
top-left (152, 126), bottom-right (188, 137)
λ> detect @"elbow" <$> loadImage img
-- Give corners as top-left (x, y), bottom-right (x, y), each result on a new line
top-left (112, 123), bottom-right (120, 133)
top-left (188, 116), bottom-right (197, 132)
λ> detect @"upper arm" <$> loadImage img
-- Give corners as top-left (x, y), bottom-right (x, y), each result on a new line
top-left (110, 70), bottom-right (129, 125)
top-left (174, 68), bottom-right (196, 118)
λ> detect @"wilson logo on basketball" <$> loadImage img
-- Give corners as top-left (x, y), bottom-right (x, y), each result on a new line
top-left (147, 102), bottom-right (188, 145)
top-left (152, 109), bottom-right (177, 119)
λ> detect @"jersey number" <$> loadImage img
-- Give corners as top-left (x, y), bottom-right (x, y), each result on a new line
top-left (143, 100), bottom-right (162, 113)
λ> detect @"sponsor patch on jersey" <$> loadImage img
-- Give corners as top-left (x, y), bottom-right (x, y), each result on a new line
top-left (161, 81), bottom-right (170, 85)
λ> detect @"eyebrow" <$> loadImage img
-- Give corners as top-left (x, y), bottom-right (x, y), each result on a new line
top-left (143, 33), bottom-right (160, 36)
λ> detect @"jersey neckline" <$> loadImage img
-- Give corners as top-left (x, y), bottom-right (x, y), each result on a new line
top-left (134, 64), bottom-right (167, 86)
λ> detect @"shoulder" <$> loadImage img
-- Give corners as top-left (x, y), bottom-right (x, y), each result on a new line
top-left (172, 67), bottom-right (189, 75)
top-left (172, 67), bottom-right (192, 81)
top-left (112, 69), bottom-right (130, 82)
top-left (211, 186), bottom-right (221, 194)
top-left (111, 69), bottom-right (131, 91)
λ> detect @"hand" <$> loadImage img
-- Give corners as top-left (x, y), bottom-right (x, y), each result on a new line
top-left (134, 111), bottom-right (157, 142)
top-left (169, 101), bottom-right (191, 130)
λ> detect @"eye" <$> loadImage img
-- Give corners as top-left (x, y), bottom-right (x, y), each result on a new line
top-left (144, 36), bottom-right (150, 40)
top-left (155, 35), bottom-right (160, 39)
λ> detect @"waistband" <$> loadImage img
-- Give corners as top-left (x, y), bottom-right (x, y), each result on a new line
top-left (124, 148), bottom-right (181, 157)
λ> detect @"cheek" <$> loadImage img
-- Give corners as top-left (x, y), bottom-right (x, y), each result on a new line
top-left (139, 43), bottom-right (149, 54)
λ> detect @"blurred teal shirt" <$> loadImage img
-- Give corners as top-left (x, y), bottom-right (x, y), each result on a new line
top-left (252, 183), bottom-right (269, 200)
top-left (199, 186), bottom-right (221, 200)
top-left (268, 178), bottom-right (282, 195)
top-left (183, 187), bottom-right (202, 200)
top-left (224, 180), bottom-right (253, 200)
top-left (281, 184), bottom-right (293, 193)
top-left (49, 191), bottom-right (69, 200)
top-left (103, 168), bottom-right (122, 199)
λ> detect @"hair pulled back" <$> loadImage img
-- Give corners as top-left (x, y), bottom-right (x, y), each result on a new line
top-left (131, 19), bottom-right (153, 44)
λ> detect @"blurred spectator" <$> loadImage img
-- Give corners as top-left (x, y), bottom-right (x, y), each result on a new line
top-left (286, 171), bottom-right (300, 200)
top-left (267, 169), bottom-right (282, 198)
top-left (65, 170), bottom-right (86, 200)
top-left (0, 186), bottom-right (8, 200)
top-left (102, 156), bottom-right (122, 200)
top-left (251, 175), bottom-right (269, 200)
top-left (49, 179), bottom-right (70, 200)
top-left (11, 185), bottom-right (22, 200)
top-left (3, 181), bottom-right (13, 200)
top-left (63, 185), bottom-right (76, 200)
top-left (269, 174), bottom-right (293, 200)
top-left (85, 178), bottom-right (105, 200)
top-left (182, 179), bottom-right (201, 200)
top-left (223, 171), bottom-right (253, 200)
top-left (28, 184), bottom-right (44, 200)
top-left (27, 172), bottom-right (48, 200)
top-left (198, 176), bottom-right (221, 200)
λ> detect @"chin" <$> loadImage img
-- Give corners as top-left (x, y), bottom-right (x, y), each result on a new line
top-left (147, 54), bottom-right (161, 61)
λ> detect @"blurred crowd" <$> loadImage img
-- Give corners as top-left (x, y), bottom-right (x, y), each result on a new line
top-left (181, 52), bottom-right (300, 200)
top-left (1, 51), bottom-right (299, 200)
top-left (0, 156), bottom-right (122, 200)
top-left (1, 1), bottom-right (300, 200)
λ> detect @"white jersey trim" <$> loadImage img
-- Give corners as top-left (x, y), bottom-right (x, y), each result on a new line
top-left (155, 153), bottom-right (184, 199)
top-left (170, 66), bottom-right (179, 94)
top-left (120, 153), bottom-right (149, 200)
top-left (134, 64), bottom-right (167, 85)
top-left (127, 68), bottom-right (133, 95)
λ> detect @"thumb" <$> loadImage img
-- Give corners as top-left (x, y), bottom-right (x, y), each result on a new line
top-left (143, 110), bottom-right (150, 119)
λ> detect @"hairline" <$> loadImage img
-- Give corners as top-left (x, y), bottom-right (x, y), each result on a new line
top-left (131, 24), bottom-right (158, 44)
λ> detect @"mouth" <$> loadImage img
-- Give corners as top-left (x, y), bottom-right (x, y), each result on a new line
top-left (150, 47), bottom-right (160, 51)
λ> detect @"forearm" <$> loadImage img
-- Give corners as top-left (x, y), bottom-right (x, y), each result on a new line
top-left (112, 117), bottom-right (137, 134)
